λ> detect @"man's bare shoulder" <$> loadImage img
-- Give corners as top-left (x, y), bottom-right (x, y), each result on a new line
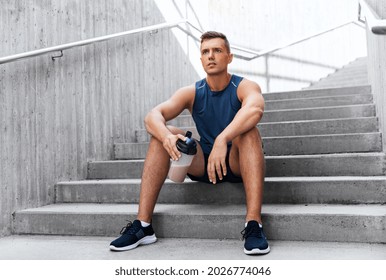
top-left (167, 83), bottom-right (196, 112)
top-left (239, 78), bottom-right (262, 93)
top-left (237, 78), bottom-right (263, 102)
top-left (174, 84), bottom-right (196, 96)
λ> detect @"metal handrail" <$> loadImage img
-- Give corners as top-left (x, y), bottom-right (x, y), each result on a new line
top-left (0, 19), bottom-right (188, 64)
top-left (0, 17), bottom-right (366, 65)
top-left (358, 0), bottom-right (386, 35)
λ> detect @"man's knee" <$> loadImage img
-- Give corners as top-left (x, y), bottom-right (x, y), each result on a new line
top-left (233, 127), bottom-right (262, 146)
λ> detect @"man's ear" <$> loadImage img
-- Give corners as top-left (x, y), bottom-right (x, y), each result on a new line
top-left (228, 53), bottom-right (234, 64)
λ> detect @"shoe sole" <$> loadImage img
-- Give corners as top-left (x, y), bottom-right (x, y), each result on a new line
top-left (109, 234), bottom-right (157, 251)
top-left (244, 246), bottom-right (271, 255)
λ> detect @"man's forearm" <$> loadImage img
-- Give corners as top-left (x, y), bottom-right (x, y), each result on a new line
top-left (217, 105), bottom-right (263, 144)
top-left (144, 109), bottom-right (172, 143)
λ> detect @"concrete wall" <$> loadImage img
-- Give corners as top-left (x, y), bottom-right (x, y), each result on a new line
top-left (0, 0), bottom-right (199, 236)
top-left (365, 0), bottom-right (386, 151)
top-left (156, 0), bottom-right (367, 92)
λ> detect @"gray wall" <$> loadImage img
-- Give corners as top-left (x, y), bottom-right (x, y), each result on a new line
top-left (365, 0), bottom-right (386, 150)
top-left (0, 0), bottom-right (199, 236)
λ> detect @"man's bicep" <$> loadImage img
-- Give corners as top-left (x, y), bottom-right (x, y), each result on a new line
top-left (241, 83), bottom-right (264, 111)
top-left (155, 100), bottom-right (184, 122)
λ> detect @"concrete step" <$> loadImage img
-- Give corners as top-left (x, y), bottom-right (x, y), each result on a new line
top-left (87, 153), bottom-right (386, 179)
top-left (116, 132), bottom-right (382, 158)
top-left (305, 56), bottom-right (371, 90)
top-left (306, 56), bottom-right (369, 90)
top-left (312, 78), bottom-right (369, 87)
top-left (269, 117), bottom-right (380, 137)
top-left (338, 60), bottom-right (367, 68)
top-left (338, 66), bottom-right (367, 73)
top-left (171, 104), bottom-right (376, 126)
top-left (137, 117), bottom-right (379, 142)
top-left (262, 104), bottom-right (375, 123)
top-left (326, 75), bottom-right (367, 83)
top-left (336, 69), bottom-right (367, 76)
top-left (261, 104), bottom-right (375, 122)
top-left (55, 177), bottom-right (386, 205)
top-left (263, 133), bottom-right (381, 155)
top-left (330, 64), bottom-right (366, 71)
top-left (263, 85), bottom-right (370, 101)
top-left (320, 70), bottom-right (367, 78)
top-left (13, 203), bottom-right (386, 243)
top-left (321, 71), bottom-right (367, 80)
top-left (308, 82), bottom-right (369, 90)
top-left (2, 235), bottom-right (386, 260)
top-left (346, 57), bottom-right (367, 66)
top-left (265, 94), bottom-right (372, 111)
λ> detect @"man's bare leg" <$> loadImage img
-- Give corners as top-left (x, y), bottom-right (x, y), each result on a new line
top-left (110, 132), bottom-right (171, 251)
top-left (136, 135), bottom-right (171, 223)
top-left (227, 127), bottom-right (269, 255)
top-left (137, 126), bottom-right (205, 223)
top-left (229, 127), bottom-right (265, 224)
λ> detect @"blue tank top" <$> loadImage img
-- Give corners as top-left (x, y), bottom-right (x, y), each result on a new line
top-left (192, 74), bottom-right (243, 154)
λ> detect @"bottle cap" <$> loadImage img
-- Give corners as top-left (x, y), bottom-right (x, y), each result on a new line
top-left (176, 131), bottom-right (197, 155)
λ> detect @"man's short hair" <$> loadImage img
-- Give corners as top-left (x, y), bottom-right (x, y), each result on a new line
top-left (200, 31), bottom-right (231, 53)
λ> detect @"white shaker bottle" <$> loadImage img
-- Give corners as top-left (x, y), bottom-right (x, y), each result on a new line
top-left (168, 131), bottom-right (197, 182)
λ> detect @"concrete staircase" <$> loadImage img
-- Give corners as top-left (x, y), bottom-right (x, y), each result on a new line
top-left (10, 57), bottom-right (386, 258)
top-left (307, 57), bottom-right (368, 89)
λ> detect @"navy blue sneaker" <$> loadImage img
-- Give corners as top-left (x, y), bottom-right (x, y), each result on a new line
top-left (241, 220), bottom-right (270, 255)
top-left (110, 220), bottom-right (157, 251)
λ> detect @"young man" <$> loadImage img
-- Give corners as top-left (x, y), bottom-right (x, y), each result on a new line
top-left (110, 31), bottom-right (270, 255)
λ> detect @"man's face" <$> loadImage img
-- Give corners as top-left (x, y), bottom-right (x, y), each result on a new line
top-left (200, 38), bottom-right (233, 75)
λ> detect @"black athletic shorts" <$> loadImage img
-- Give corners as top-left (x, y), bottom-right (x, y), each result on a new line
top-left (187, 144), bottom-right (243, 184)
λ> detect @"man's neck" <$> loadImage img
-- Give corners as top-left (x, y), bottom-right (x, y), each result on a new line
top-left (206, 73), bottom-right (231, 91)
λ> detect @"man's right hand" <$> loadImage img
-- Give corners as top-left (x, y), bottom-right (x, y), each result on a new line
top-left (162, 134), bottom-right (187, 161)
